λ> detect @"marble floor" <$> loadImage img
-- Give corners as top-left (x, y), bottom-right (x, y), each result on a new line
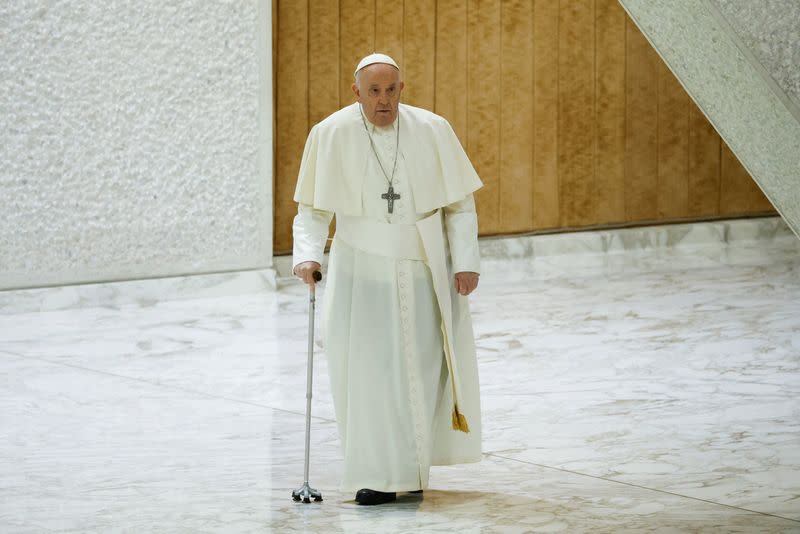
top-left (1, 226), bottom-right (799, 532)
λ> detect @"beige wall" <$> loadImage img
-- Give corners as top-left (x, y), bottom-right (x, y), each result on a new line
top-left (273, 0), bottom-right (774, 254)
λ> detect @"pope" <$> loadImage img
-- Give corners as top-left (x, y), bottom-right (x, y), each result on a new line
top-left (292, 53), bottom-right (483, 506)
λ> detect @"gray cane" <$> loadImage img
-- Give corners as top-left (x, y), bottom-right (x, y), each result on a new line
top-left (292, 270), bottom-right (323, 503)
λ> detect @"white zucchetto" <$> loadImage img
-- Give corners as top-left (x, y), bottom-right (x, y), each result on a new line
top-left (354, 53), bottom-right (400, 78)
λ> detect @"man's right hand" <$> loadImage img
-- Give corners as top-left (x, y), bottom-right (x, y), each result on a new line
top-left (294, 261), bottom-right (322, 285)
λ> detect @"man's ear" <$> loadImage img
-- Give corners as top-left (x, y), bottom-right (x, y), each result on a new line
top-left (351, 83), bottom-right (360, 100)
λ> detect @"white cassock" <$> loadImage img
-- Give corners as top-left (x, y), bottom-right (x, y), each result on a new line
top-left (292, 102), bottom-right (483, 493)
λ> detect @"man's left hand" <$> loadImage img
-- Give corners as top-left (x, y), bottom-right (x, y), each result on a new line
top-left (454, 271), bottom-right (479, 296)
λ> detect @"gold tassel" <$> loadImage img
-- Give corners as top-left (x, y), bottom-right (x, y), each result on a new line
top-left (451, 406), bottom-right (470, 433)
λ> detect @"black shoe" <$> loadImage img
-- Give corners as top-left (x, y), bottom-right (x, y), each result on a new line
top-left (355, 488), bottom-right (397, 505)
top-left (409, 490), bottom-right (423, 494)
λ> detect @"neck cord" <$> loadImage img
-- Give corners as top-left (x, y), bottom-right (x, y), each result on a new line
top-left (359, 104), bottom-right (400, 187)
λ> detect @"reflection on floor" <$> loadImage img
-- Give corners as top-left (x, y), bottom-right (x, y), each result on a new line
top-left (1, 222), bottom-right (799, 532)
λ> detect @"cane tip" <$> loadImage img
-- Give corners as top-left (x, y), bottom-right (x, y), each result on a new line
top-left (313, 271), bottom-right (322, 282)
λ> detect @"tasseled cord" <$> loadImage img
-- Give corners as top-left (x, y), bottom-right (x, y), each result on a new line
top-left (451, 405), bottom-right (470, 433)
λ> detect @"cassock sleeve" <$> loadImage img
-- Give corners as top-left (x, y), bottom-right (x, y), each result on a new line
top-left (291, 203), bottom-right (334, 274)
top-left (293, 125), bottom-right (319, 206)
top-left (443, 194), bottom-right (481, 275)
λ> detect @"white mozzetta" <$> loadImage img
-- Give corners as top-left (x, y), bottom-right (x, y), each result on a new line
top-left (0, 1), bottom-right (273, 290)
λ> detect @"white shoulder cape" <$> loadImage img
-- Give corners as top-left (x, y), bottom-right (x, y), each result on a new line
top-left (293, 102), bottom-right (483, 214)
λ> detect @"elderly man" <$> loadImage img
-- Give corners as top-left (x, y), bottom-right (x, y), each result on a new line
top-left (292, 53), bottom-right (482, 506)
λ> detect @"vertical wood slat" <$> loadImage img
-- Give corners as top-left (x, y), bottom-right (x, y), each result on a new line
top-left (403, 0), bottom-right (436, 110)
top-left (720, 142), bottom-right (774, 214)
top-left (309, 0), bottom-right (340, 126)
top-left (558, 0), bottom-right (595, 228)
top-left (339, 0), bottom-right (374, 108)
top-left (499, 0), bottom-right (534, 232)
top-left (688, 101), bottom-right (721, 217)
top-left (434, 0), bottom-right (468, 144)
top-left (624, 19), bottom-right (658, 221)
top-left (467, 0), bottom-right (501, 234)
top-left (594, 0), bottom-right (626, 224)
top-left (657, 60), bottom-right (689, 218)
top-left (532, 0), bottom-right (560, 229)
top-left (375, 0), bottom-right (404, 64)
top-left (752, 186), bottom-right (775, 212)
top-left (720, 142), bottom-right (752, 214)
top-left (275, 0), bottom-right (309, 253)
top-left (308, 0), bottom-right (341, 245)
top-left (750, 176), bottom-right (774, 212)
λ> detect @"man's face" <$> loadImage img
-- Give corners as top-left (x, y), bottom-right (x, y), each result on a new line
top-left (352, 64), bottom-right (404, 127)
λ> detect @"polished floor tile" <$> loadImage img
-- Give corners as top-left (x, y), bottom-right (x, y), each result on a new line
top-left (1, 233), bottom-right (799, 532)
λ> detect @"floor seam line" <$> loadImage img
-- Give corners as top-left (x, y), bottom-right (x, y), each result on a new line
top-left (9, 353), bottom-right (338, 424)
top-left (485, 452), bottom-right (800, 523)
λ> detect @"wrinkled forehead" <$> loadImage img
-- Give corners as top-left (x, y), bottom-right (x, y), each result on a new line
top-left (357, 63), bottom-right (402, 86)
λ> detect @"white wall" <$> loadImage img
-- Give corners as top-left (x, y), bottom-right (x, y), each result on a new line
top-left (0, 1), bottom-right (274, 290)
top-left (711, 0), bottom-right (800, 112)
top-left (617, 0), bottom-right (800, 240)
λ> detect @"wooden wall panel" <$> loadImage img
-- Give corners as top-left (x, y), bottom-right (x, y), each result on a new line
top-left (467, 0), bottom-right (501, 234)
top-left (434, 0), bottom-right (468, 143)
top-left (375, 0), bottom-right (404, 65)
top-left (625, 19), bottom-right (659, 222)
top-left (751, 182), bottom-right (774, 212)
top-left (274, 1), bottom-right (308, 253)
top-left (657, 60), bottom-right (690, 219)
top-left (403, 0), bottom-right (436, 110)
top-left (720, 142), bottom-right (774, 214)
top-left (272, 0), bottom-right (775, 254)
top-left (688, 102), bottom-right (721, 217)
top-left (532, 0), bottom-right (560, 230)
top-left (595, 0), bottom-right (626, 225)
top-left (499, 0), bottom-right (533, 232)
top-left (558, 0), bottom-right (595, 228)
top-left (309, 0), bottom-right (340, 126)
top-left (720, 142), bottom-right (753, 214)
top-left (339, 0), bottom-right (374, 108)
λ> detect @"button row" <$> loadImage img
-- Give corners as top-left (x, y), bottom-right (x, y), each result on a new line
top-left (397, 261), bottom-right (427, 467)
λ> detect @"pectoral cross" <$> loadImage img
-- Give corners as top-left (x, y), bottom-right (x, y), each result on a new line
top-left (381, 185), bottom-right (401, 214)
